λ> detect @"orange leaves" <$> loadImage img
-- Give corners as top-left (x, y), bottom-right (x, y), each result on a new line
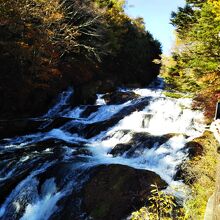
top-left (200, 72), bottom-right (219, 84)
top-left (193, 73), bottom-right (220, 120)
top-left (50, 68), bottom-right (61, 77)
top-left (17, 41), bottom-right (30, 49)
top-left (47, 12), bottom-right (63, 22)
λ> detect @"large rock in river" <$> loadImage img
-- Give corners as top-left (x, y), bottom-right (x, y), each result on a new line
top-left (83, 164), bottom-right (167, 220)
top-left (103, 91), bottom-right (140, 105)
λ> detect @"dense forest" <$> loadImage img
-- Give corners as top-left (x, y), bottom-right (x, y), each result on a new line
top-left (0, 0), bottom-right (161, 118)
top-left (162, 0), bottom-right (220, 120)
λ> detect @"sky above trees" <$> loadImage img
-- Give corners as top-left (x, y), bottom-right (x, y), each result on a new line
top-left (125, 0), bottom-right (185, 54)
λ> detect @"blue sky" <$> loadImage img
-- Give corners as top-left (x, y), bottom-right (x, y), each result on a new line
top-left (125, 0), bottom-right (186, 54)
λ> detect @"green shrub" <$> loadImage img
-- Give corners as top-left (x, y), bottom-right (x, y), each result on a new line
top-left (131, 184), bottom-right (185, 220)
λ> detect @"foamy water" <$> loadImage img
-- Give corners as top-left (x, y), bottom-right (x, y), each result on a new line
top-left (0, 78), bottom-right (205, 219)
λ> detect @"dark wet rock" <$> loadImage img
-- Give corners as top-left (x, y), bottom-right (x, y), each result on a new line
top-left (110, 132), bottom-right (173, 157)
top-left (174, 164), bottom-right (185, 182)
top-left (81, 119), bottom-right (121, 139)
top-left (185, 141), bottom-right (203, 159)
top-left (80, 105), bottom-right (100, 118)
top-left (0, 139), bottom-right (76, 161)
top-left (103, 129), bottom-right (131, 140)
top-left (0, 153), bottom-right (58, 207)
top-left (72, 79), bottom-right (117, 107)
top-left (0, 165), bottom-right (35, 205)
top-left (77, 98), bottom-right (150, 139)
top-left (1, 180), bottom-right (39, 220)
top-left (0, 118), bottom-right (44, 139)
top-left (97, 79), bottom-right (116, 94)
top-left (36, 155), bottom-right (91, 193)
top-left (174, 140), bottom-right (203, 182)
top-left (0, 115), bottom-right (71, 140)
top-left (163, 133), bottom-right (180, 139)
top-left (110, 143), bottom-right (132, 156)
top-left (0, 139), bottom-right (81, 206)
top-left (83, 164), bottom-right (167, 220)
top-left (36, 162), bottom-right (74, 191)
top-left (49, 167), bottom-right (93, 220)
top-left (141, 113), bottom-right (154, 128)
top-left (103, 91), bottom-right (140, 105)
top-left (73, 148), bottom-right (92, 157)
top-left (40, 117), bottom-right (73, 131)
top-left (73, 82), bottom-right (101, 106)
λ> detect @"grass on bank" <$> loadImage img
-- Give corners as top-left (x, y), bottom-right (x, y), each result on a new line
top-left (131, 70), bottom-right (219, 219)
top-left (130, 130), bottom-right (219, 219)
top-left (181, 131), bottom-right (219, 219)
top-left (163, 91), bottom-right (194, 99)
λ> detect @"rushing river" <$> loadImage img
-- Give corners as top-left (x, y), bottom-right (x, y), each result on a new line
top-left (0, 78), bottom-right (205, 220)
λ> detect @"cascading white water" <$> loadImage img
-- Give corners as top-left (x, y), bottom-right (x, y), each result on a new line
top-left (85, 88), bottom-right (204, 185)
top-left (0, 78), bottom-right (205, 220)
top-left (43, 87), bottom-right (74, 118)
top-left (20, 178), bottom-right (65, 220)
top-left (0, 162), bottom-right (56, 218)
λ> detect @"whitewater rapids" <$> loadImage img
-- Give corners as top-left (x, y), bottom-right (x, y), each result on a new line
top-left (0, 78), bottom-right (205, 219)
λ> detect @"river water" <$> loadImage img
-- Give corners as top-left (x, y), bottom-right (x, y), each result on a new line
top-left (0, 78), bottom-right (205, 219)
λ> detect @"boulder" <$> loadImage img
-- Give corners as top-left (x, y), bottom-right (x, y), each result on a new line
top-left (0, 117), bottom-right (72, 139)
top-left (78, 98), bottom-right (149, 139)
top-left (83, 164), bottom-right (167, 220)
top-left (103, 91), bottom-right (140, 105)
top-left (0, 118), bottom-right (44, 139)
top-left (185, 141), bottom-right (204, 158)
top-left (110, 132), bottom-right (174, 157)
top-left (80, 105), bottom-right (100, 118)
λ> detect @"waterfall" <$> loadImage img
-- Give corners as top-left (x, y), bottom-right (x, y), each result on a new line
top-left (43, 87), bottom-right (74, 118)
top-left (0, 78), bottom-right (205, 220)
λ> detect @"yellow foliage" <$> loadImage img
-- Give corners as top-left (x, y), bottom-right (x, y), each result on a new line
top-left (199, 72), bottom-right (219, 84)
top-left (208, 0), bottom-right (220, 20)
top-left (130, 184), bottom-right (186, 220)
top-left (130, 131), bottom-right (219, 220)
top-left (181, 131), bottom-right (219, 219)
top-left (107, 7), bottom-right (129, 25)
top-left (160, 55), bottom-right (176, 77)
top-left (17, 41), bottom-right (30, 49)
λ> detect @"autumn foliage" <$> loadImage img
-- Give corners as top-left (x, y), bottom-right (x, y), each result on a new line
top-left (0, 0), bottom-right (162, 117)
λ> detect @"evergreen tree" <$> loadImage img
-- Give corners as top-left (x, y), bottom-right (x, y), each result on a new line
top-left (170, 0), bottom-right (220, 75)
